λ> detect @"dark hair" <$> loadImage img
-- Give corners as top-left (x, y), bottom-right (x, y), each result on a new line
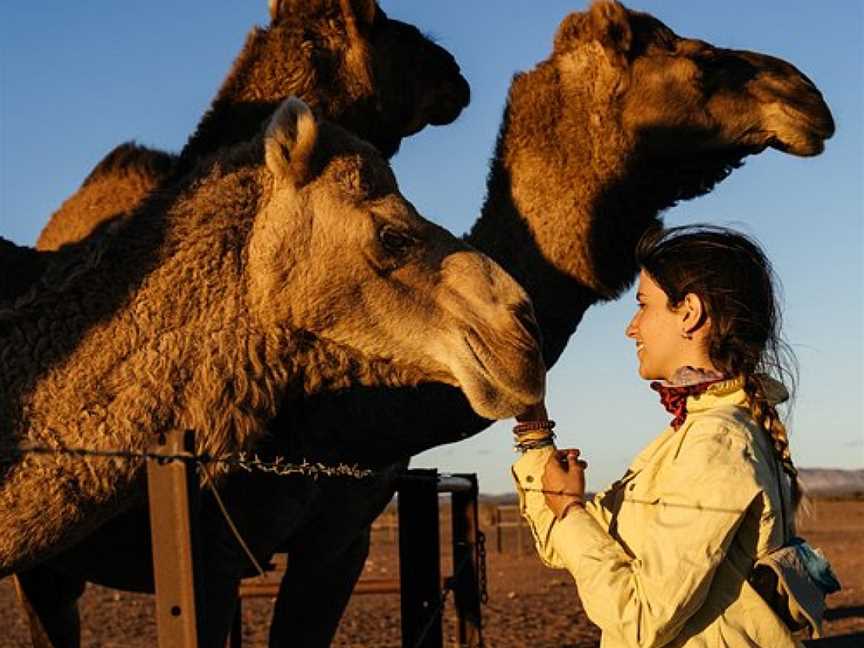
top-left (636, 225), bottom-right (803, 512)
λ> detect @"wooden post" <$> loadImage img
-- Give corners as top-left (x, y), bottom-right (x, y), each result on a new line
top-left (450, 474), bottom-right (482, 648)
top-left (398, 469), bottom-right (442, 648)
top-left (146, 429), bottom-right (205, 648)
top-left (495, 507), bottom-right (503, 553)
top-left (516, 510), bottom-right (524, 557)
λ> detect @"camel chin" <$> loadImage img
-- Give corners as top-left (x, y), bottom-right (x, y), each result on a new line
top-left (451, 336), bottom-right (546, 420)
top-left (760, 105), bottom-right (834, 157)
top-left (768, 128), bottom-right (830, 157)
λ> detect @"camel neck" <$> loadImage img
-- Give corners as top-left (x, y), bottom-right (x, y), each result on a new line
top-left (467, 66), bottom-right (657, 367)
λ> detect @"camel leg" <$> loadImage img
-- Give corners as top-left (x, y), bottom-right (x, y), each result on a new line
top-left (196, 571), bottom-right (241, 648)
top-left (13, 566), bottom-right (86, 648)
top-left (268, 528), bottom-right (370, 648)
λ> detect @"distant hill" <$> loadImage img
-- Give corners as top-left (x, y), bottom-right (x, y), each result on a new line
top-left (799, 468), bottom-right (864, 499)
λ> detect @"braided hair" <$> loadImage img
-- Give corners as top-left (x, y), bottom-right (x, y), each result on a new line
top-left (636, 226), bottom-right (803, 513)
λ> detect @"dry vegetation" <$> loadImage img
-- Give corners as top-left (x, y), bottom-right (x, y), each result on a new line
top-left (1, 498), bottom-right (861, 647)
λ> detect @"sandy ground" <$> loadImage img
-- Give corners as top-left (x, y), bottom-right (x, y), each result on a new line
top-left (1, 499), bottom-right (861, 647)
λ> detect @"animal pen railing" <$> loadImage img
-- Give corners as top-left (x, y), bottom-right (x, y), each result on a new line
top-left (231, 468), bottom-right (486, 648)
top-left (13, 430), bottom-right (486, 648)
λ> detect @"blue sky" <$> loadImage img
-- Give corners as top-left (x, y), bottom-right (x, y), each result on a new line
top-left (1, 1), bottom-right (861, 493)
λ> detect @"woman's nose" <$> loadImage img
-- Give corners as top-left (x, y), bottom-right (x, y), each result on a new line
top-left (625, 315), bottom-right (638, 339)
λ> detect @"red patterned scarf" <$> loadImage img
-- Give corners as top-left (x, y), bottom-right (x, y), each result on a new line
top-left (650, 366), bottom-right (727, 430)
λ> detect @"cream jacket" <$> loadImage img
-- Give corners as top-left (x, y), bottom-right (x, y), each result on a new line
top-left (512, 378), bottom-right (802, 647)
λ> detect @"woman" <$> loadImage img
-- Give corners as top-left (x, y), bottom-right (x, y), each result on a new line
top-left (512, 226), bottom-right (838, 647)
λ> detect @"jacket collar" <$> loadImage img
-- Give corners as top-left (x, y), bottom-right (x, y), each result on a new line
top-left (686, 376), bottom-right (748, 412)
top-left (687, 374), bottom-right (789, 413)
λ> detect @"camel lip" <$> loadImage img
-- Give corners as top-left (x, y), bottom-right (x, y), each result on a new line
top-left (768, 106), bottom-right (835, 156)
top-left (768, 134), bottom-right (825, 158)
top-left (462, 329), bottom-right (542, 406)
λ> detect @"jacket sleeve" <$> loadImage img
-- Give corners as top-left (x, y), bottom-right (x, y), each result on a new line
top-left (515, 420), bottom-right (763, 648)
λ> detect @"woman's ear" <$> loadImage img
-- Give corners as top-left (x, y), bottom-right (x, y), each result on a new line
top-left (680, 293), bottom-right (708, 337)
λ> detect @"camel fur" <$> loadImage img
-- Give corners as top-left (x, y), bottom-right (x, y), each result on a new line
top-left (36, 0), bottom-right (470, 252)
top-left (14, 3), bottom-right (835, 646)
top-left (0, 97), bottom-right (544, 581)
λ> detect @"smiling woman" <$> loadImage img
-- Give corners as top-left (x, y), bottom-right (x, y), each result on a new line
top-left (512, 225), bottom-right (841, 646)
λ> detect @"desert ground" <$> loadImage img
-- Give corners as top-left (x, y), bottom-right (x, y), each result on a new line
top-left (1, 499), bottom-right (861, 647)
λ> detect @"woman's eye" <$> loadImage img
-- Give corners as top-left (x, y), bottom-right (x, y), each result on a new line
top-left (379, 227), bottom-right (414, 254)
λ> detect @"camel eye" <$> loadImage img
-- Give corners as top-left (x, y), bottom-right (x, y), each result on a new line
top-left (378, 227), bottom-right (415, 255)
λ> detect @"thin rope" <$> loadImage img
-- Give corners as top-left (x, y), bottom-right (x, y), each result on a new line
top-left (199, 464), bottom-right (267, 577)
top-left (518, 487), bottom-right (749, 514)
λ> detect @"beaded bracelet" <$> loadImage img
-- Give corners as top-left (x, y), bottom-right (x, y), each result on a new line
top-left (514, 429), bottom-right (555, 443)
top-left (513, 432), bottom-right (556, 453)
top-left (512, 419), bottom-right (556, 435)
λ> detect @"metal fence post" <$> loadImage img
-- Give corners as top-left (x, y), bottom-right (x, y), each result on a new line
top-left (450, 473), bottom-right (482, 648)
top-left (398, 469), bottom-right (442, 648)
top-left (146, 429), bottom-right (205, 648)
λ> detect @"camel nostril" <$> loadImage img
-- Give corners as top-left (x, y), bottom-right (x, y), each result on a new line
top-left (511, 302), bottom-right (543, 349)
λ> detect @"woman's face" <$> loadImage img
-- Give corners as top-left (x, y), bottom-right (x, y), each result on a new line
top-left (625, 270), bottom-right (689, 381)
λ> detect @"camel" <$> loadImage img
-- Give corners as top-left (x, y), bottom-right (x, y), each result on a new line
top-left (15, 2), bottom-right (835, 647)
top-left (1, 96), bottom-right (545, 642)
top-left (35, 0), bottom-right (470, 252)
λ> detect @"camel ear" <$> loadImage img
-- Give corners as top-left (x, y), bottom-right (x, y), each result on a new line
top-left (555, 0), bottom-right (632, 65)
top-left (265, 97), bottom-right (318, 188)
top-left (341, 0), bottom-right (377, 34)
top-left (589, 0), bottom-right (632, 63)
top-left (337, 0), bottom-right (375, 90)
top-left (268, 0), bottom-right (285, 23)
top-left (271, 0), bottom-right (369, 24)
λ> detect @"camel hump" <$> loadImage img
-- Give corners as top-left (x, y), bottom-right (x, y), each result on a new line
top-left (81, 142), bottom-right (175, 189)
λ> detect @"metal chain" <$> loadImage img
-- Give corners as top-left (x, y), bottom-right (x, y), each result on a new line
top-left (476, 530), bottom-right (489, 605)
top-left (411, 550), bottom-right (472, 648)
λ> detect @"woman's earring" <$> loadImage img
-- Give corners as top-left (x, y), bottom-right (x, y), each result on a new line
top-left (681, 331), bottom-right (692, 340)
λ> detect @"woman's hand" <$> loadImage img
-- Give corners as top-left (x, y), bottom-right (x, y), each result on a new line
top-left (542, 449), bottom-right (587, 520)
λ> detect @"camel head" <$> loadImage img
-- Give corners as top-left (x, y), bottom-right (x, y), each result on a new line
top-left (268, 0), bottom-right (470, 158)
top-left (248, 98), bottom-right (544, 419)
top-left (552, 0), bottom-right (834, 203)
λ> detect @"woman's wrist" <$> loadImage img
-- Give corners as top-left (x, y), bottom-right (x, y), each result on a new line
top-left (513, 400), bottom-right (555, 452)
top-left (516, 400), bottom-right (548, 422)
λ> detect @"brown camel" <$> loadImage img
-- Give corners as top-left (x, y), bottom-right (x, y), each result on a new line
top-left (35, 0), bottom-right (470, 252)
top-left (15, 2), bottom-right (834, 647)
top-left (1, 96), bottom-right (544, 643)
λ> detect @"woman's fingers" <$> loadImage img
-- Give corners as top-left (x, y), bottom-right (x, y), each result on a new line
top-left (565, 456), bottom-right (588, 474)
top-left (556, 448), bottom-right (582, 464)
